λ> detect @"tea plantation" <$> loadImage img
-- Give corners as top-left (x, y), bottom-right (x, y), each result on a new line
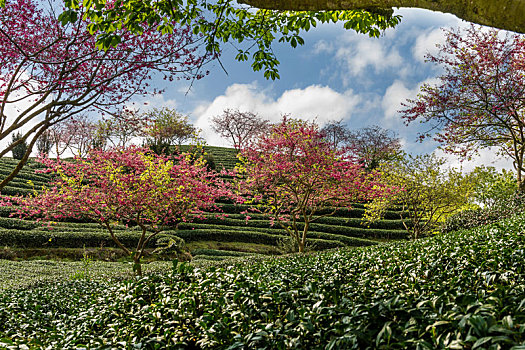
top-left (0, 147), bottom-right (409, 263)
top-left (0, 150), bottom-right (524, 348)
top-left (0, 214), bottom-right (523, 348)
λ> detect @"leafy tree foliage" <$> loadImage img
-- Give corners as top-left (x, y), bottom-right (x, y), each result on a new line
top-left (401, 26), bottom-right (525, 191)
top-left (17, 147), bottom-right (232, 275)
top-left (365, 153), bottom-right (473, 239)
top-left (212, 109), bottom-right (270, 150)
top-left (238, 117), bottom-right (390, 252)
top-left (142, 108), bottom-right (199, 154)
top-left (57, 0), bottom-right (400, 80)
top-left (441, 166), bottom-right (522, 233)
top-left (469, 166), bottom-right (517, 209)
top-left (0, 0), bottom-right (207, 189)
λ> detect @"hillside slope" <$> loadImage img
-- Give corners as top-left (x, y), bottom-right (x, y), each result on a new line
top-left (0, 148), bottom-right (410, 260)
top-left (0, 213), bottom-right (523, 348)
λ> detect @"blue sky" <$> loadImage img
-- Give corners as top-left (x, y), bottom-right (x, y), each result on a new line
top-left (134, 7), bottom-right (511, 171)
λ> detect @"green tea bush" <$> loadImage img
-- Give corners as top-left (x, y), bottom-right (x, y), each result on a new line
top-left (442, 192), bottom-right (525, 233)
top-left (0, 217), bottom-right (39, 230)
top-left (183, 218), bottom-right (406, 240)
top-left (172, 229), bottom-right (346, 250)
top-left (0, 214), bottom-right (523, 349)
top-left (191, 248), bottom-right (253, 257)
top-left (217, 203), bottom-right (404, 220)
top-left (0, 227), bottom-right (180, 249)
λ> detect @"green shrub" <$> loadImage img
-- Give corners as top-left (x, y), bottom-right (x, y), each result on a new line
top-left (442, 192), bottom-right (525, 233)
top-left (171, 229), bottom-right (346, 250)
top-left (203, 153), bottom-right (216, 170)
top-left (0, 214), bottom-right (524, 348)
top-left (0, 217), bottom-right (39, 230)
top-left (191, 249), bottom-right (253, 257)
top-left (0, 227), bottom-right (181, 250)
top-left (183, 217), bottom-right (407, 240)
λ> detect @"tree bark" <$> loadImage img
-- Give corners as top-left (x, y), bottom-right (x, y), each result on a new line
top-left (238, 0), bottom-right (525, 34)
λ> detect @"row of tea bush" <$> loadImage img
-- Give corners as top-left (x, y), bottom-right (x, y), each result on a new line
top-left (0, 213), bottom-right (523, 348)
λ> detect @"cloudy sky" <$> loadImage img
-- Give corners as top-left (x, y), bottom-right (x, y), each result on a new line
top-left (134, 7), bottom-right (513, 172)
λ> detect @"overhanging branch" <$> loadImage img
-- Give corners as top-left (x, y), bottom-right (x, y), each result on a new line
top-left (237, 0), bottom-right (525, 34)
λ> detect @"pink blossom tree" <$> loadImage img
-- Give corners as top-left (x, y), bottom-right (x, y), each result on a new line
top-left (212, 109), bottom-right (270, 150)
top-left (47, 122), bottom-right (74, 159)
top-left (238, 117), bottom-right (392, 253)
top-left (17, 147), bottom-right (232, 275)
top-left (401, 26), bottom-right (525, 191)
top-left (46, 115), bottom-right (101, 158)
top-left (0, 0), bottom-right (208, 189)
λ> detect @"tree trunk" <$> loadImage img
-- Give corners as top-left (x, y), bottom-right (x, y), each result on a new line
top-left (298, 240), bottom-right (305, 253)
top-left (133, 257), bottom-right (142, 276)
top-left (238, 0), bottom-right (525, 34)
top-left (519, 177), bottom-right (525, 193)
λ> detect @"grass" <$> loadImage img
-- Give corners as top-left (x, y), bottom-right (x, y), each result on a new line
top-left (186, 240), bottom-right (281, 255)
top-left (0, 259), bottom-right (172, 292)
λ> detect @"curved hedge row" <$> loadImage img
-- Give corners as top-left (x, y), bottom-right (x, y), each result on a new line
top-left (184, 217), bottom-right (408, 240)
top-left (169, 229), bottom-right (347, 250)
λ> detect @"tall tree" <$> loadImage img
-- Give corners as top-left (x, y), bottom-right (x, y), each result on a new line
top-left (320, 120), bottom-right (348, 151)
top-left (142, 108), bottom-right (199, 154)
top-left (97, 109), bottom-right (149, 149)
top-left (346, 125), bottom-right (402, 170)
top-left (48, 122), bottom-right (74, 159)
top-left (0, 0), bottom-right (207, 189)
top-left (238, 117), bottom-right (390, 253)
top-left (35, 130), bottom-right (53, 156)
top-left (212, 109), bottom-right (270, 150)
top-left (62, 115), bottom-right (100, 157)
top-left (18, 147), bottom-right (231, 275)
top-left (401, 26), bottom-right (525, 191)
top-left (365, 153), bottom-right (474, 239)
top-left (8, 132), bottom-right (27, 160)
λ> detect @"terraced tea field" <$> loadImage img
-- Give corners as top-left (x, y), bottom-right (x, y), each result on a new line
top-left (0, 147), bottom-right (409, 262)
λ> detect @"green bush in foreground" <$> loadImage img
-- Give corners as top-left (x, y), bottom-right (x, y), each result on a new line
top-left (0, 215), bottom-right (524, 349)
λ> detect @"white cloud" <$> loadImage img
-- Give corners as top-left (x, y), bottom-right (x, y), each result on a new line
top-left (380, 78), bottom-right (444, 154)
top-left (382, 80), bottom-right (417, 121)
top-left (335, 37), bottom-right (404, 77)
top-left (434, 147), bottom-right (514, 173)
top-left (313, 40), bottom-right (334, 54)
top-left (382, 77), bottom-right (440, 121)
top-left (412, 28), bottom-right (446, 63)
top-left (193, 83), bottom-right (361, 147)
top-left (139, 94), bottom-right (178, 110)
